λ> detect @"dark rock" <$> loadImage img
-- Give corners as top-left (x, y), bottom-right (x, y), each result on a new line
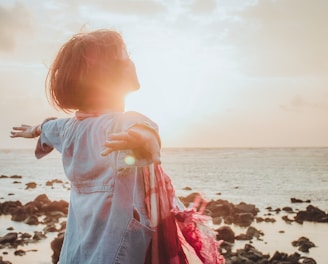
top-left (212, 217), bottom-right (222, 225)
top-left (295, 205), bottom-right (328, 224)
top-left (0, 256), bottom-right (12, 264)
top-left (25, 182), bottom-right (37, 189)
top-left (235, 233), bottom-right (252, 240)
top-left (270, 251), bottom-right (288, 262)
top-left (46, 179), bottom-right (64, 186)
top-left (33, 231), bottom-right (47, 241)
top-left (44, 224), bottom-right (58, 233)
top-left (282, 215), bottom-right (294, 223)
top-left (291, 197), bottom-right (311, 203)
top-left (246, 226), bottom-right (263, 239)
top-left (223, 216), bottom-right (233, 225)
top-left (292, 237), bottom-right (316, 253)
top-left (207, 200), bottom-right (234, 218)
top-left (10, 175), bottom-right (22, 179)
top-left (11, 207), bottom-right (28, 222)
top-left (51, 232), bottom-right (65, 264)
top-left (234, 212), bottom-right (254, 227)
top-left (234, 202), bottom-right (258, 215)
top-left (299, 257), bottom-right (317, 264)
top-left (236, 244), bottom-right (269, 262)
top-left (178, 192), bottom-right (200, 207)
top-left (0, 232), bottom-right (18, 244)
top-left (282, 206), bottom-right (294, 213)
top-left (45, 200), bottom-right (69, 215)
top-left (14, 249), bottom-right (26, 256)
top-left (182, 186), bottom-right (192, 190)
top-left (215, 226), bottom-right (235, 243)
top-left (24, 215), bottom-right (39, 225)
top-left (20, 233), bottom-right (32, 239)
top-left (12, 181), bottom-right (21, 184)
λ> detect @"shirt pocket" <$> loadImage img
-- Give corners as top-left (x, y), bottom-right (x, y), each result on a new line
top-left (114, 218), bottom-right (154, 264)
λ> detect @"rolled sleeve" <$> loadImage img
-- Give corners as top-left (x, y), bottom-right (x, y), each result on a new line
top-left (35, 117), bottom-right (68, 159)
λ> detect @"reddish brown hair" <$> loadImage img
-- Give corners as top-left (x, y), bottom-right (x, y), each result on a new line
top-left (46, 29), bottom-right (127, 112)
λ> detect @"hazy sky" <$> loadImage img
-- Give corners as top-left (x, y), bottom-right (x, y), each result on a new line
top-left (1, 0), bottom-right (327, 148)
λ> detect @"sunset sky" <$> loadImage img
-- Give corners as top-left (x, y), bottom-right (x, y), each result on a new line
top-left (1, 0), bottom-right (327, 149)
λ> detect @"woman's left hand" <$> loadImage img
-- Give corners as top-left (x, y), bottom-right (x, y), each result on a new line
top-left (101, 126), bottom-right (161, 164)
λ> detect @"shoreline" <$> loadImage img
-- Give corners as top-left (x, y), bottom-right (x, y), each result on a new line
top-left (0, 175), bottom-right (326, 263)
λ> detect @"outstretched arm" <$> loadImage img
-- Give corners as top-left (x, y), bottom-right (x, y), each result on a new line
top-left (10, 124), bottom-right (41, 139)
top-left (101, 124), bottom-right (161, 164)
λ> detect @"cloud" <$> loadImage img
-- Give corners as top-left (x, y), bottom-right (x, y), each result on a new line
top-left (0, 3), bottom-right (32, 52)
top-left (226, 0), bottom-right (328, 76)
top-left (78, 0), bottom-right (166, 16)
top-left (280, 94), bottom-right (328, 112)
top-left (190, 0), bottom-right (217, 15)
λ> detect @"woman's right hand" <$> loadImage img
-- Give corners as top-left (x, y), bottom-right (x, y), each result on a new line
top-left (10, 124), bottom-right (41, 138)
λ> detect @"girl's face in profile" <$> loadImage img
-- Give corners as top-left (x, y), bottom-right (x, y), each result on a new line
top-left (117, 48), bottom-right (140, 92)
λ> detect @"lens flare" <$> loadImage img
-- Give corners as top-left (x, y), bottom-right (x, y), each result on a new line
top-left (124, 155), bottom-right (135, 165)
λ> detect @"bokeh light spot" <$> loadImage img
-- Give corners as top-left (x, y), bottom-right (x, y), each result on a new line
top-left (124, 155), bottom-right (135, 165)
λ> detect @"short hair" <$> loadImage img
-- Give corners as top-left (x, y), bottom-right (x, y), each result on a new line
top-left (46, 29), bottom-right (127, 112)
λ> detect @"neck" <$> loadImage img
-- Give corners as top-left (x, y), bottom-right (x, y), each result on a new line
top-left (80, 97), bottom-right (125, 113)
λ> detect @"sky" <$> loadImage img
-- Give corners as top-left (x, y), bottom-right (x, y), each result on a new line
top-left (0, 0), bottom-right (327, 149)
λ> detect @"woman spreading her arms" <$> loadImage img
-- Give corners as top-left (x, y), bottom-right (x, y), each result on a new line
top-left (11, 29), bottom-right (223, 264)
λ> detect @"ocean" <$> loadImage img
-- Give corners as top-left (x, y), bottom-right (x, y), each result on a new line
top-left (0, 147), bottom-right (327, 263)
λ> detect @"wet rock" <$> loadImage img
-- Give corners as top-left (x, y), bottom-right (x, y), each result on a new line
top-left (292, 237), bottom-right (316, 253)
top-left (215, 226), bottom-right (235, 243)
top-left (294, 205), bottom-right (328, 224)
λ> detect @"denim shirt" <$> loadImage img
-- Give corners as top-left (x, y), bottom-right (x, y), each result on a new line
top-left (37, 111), bottom-right (158, 264)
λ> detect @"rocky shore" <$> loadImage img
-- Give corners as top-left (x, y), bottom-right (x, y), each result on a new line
top-left (0, 175), bottom-right (327, 264)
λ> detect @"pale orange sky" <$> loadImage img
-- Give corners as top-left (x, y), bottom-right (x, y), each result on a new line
top-left (0, 0), bottom-right (327, 149)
